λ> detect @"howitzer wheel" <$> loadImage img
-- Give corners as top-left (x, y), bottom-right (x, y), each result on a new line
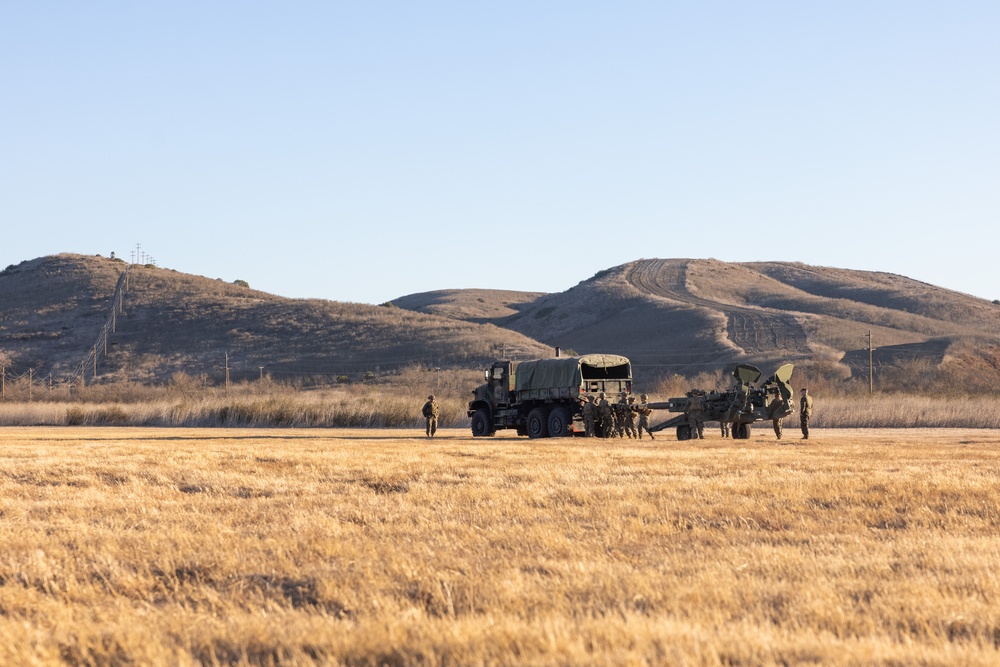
top-left (471, 409), bottom-right (494, 437)
top-left (547, 406), bottom-right (571, 437)
top-left (733, 422), bottom-right (752, 439)
top-left (676, 425), bottom-right (692, 441)
top-left (526, 407), bottom-right (550, 439)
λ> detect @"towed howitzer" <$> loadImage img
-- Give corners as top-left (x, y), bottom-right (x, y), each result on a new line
top-left (646, 363), bottom-right (794, 440)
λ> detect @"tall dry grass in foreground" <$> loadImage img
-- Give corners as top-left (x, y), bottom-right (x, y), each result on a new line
top-left (2, 389), bottom-right (1000, 430)
top-left (0, 427), bottom-right (998, 665)
top-left (0, 390), bottom-right (470, 429)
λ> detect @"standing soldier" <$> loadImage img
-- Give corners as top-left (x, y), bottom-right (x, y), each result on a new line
top-left (624, 396), bottom-right (639, 439)
top-left (614, 393), bottom-right (629, 438)
top-left (597, 392), bottom-right (613, 438)
top-left (582, 396), bottom-right (596, 437)
top-left (800, 387), bottom-right (813, 440)
top-left (684, 390), bottom-right (705, 439)
top-left (636, 393), bottom-right (655, 440)
top-left (719, 419), bottom-right (730, 438)
top-left (422, 394), bottom-right (439, 438)
top-left (767, 392), bottom-right (785, 441)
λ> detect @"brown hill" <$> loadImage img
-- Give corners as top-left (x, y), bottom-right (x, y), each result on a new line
top-left (394, 258), bottom-right (1000, 384)
top-left (0, 254), bottom-right (553, 385)
top-left (5, 254), bottom-right (1000, 392)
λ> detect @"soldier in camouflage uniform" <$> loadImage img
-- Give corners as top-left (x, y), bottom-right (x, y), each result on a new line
top-left (624, 396), bottom-right (639, 439)
top-left (719, 419), bottom-right (730, 438)
top-left (581, 395), bottom-right (596, 437)
top-left (767, 393), bottom-right (785, 441)
top-left (800, 387), bottom-right (813, 440)
top-left (422, 394), bottom-right (439, 438)
top-left (636, 393), bottom-right (655, 440)
top-left (596, 392), bottom-right (612, 438)
top-left (614, 393), bottom-right (630, 438)
top-left (684, 390), bottom-right (705, 439)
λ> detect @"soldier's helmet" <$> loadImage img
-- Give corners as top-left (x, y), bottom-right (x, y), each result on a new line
top-left (589, 396), bottom-right (595, 402)
top-left (627, 396), bottom-right (635, 402)
top-left (428, 395), bottom-right (434, 400)
top-left (640, 393), bottom-right (648, 400)
top-left (598, 392), bottom-right (605, 398)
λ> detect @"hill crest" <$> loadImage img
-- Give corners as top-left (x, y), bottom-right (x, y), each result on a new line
top-left (3, 254), bottom-right (1000, 391)
top-left (394, 258), bottom-right (1000, 382)
top-left (0, 254), bottom-right (552, 385)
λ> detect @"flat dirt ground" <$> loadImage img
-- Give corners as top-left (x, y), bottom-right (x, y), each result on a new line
top-left (1, 426), bottom-right (998, 666)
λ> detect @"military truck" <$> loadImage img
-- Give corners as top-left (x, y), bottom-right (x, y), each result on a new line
top-left (469, 354), bottom-right (632, 438)
top-left (648, 364), bottom-right (794, 440)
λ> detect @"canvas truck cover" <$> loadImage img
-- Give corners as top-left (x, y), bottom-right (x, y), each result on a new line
top-left (514, 354), bottom-right (631, 393)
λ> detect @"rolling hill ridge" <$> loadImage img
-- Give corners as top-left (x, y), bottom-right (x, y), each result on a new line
top-left (2, 254), bottom-right (999, 390)
top-left (0, 254), bottom-right (551, 385)
top-left (392, 258), bottom-right (1000, 383)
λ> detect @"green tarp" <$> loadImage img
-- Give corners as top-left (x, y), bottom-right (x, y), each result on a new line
top-left (513, 354), bottom-right (630, 392)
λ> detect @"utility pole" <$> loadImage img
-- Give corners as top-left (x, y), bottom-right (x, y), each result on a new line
top-left (259, 366), bottom-right (264, 382)
top-left (866, 330), bottom-right (876, 395)
top-left (1, 365), bottom-right (5, 400)
top-left (94, 345), bottom-right (98, 378)
top-left (28, 368), bottom-right (33, 401)
top-left (225, 352), bottom-right (231, 397)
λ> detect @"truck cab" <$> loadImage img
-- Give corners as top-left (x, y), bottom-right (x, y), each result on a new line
top-left (484, 361), bottom-right (513, 407)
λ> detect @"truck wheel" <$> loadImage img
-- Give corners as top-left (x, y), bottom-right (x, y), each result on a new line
top-left (526, 407), bottom-right (549, 439)
top-left (547, 407), bottom-right (571, 437)
top-left (677, 425), bottom-right (692, 441)
top-left (471, 409), bottom-right (494, 437)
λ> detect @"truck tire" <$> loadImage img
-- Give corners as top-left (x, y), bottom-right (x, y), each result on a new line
top-left (471, 409), bottom-right (494, 437)
top-left (677, 425), bottom-right (692, 441)
top-left (526, 407), bottom-right (549, 439)
top-left (547, 406), bottom-right (571, 437)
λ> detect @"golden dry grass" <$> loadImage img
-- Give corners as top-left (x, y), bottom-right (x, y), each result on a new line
top-left (1, 427), bottom-right (999, 666)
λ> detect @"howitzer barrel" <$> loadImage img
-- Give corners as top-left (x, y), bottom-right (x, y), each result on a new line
top-left (646, 399), bottom-right (688, 412)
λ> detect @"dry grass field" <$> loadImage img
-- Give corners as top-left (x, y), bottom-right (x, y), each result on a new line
top-left (1, 427), bottom-right (999, 666)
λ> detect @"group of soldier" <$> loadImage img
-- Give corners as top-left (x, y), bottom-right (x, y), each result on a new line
top-left (578, 392), bottom-right (656, 439)
top-left (684, 386), bottom-right (815, 441)
top-left (766, 386), bottom-right (814, 441)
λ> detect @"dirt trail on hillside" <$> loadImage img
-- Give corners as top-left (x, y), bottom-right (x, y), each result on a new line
top-left (623, 259), bottom-right (811, 356)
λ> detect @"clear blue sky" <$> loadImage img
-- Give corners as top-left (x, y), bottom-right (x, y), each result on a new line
top-left (3, 2), bottom-right (998, 304)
